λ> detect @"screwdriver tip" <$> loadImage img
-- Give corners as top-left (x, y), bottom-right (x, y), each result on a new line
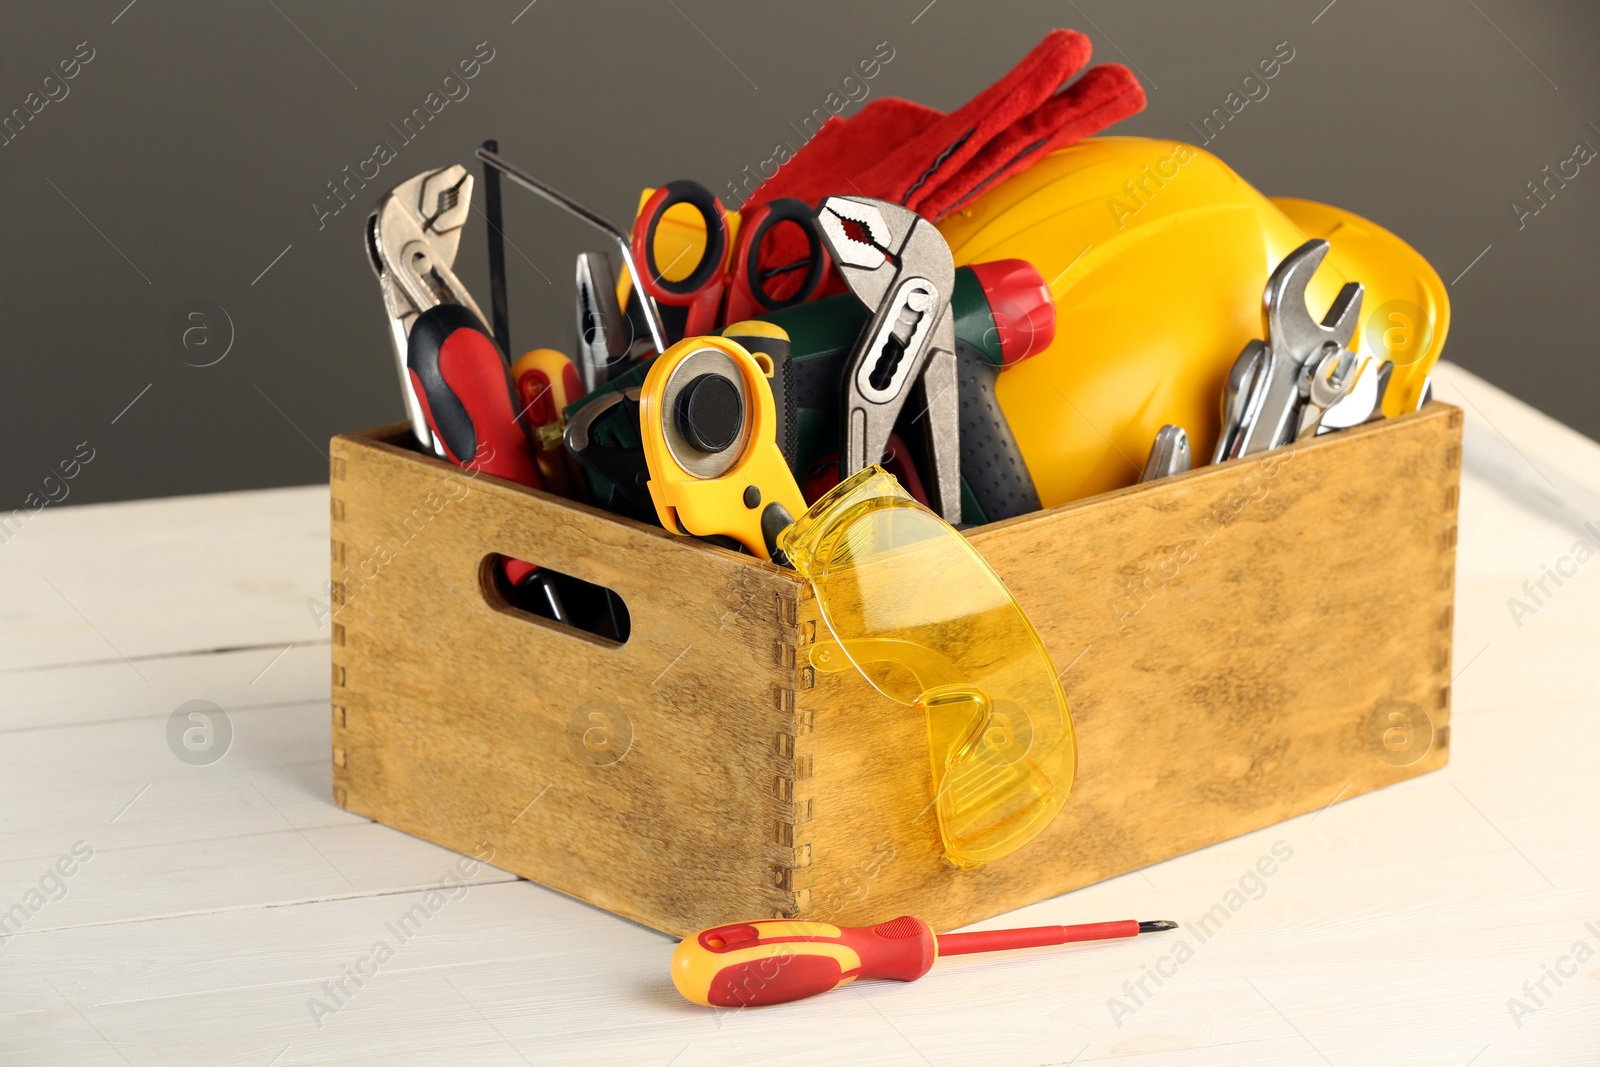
top-left (1138, 920), bottom-right (1178, 933)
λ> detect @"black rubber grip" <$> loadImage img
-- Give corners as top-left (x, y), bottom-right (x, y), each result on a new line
top-left (407, 304), bottom-right (500, 462)
top-left (644, 180), bottom-right (726, 296)
top-left (742, 198), bottom-right (827, 311)
top-left (723, 329), bottom-right (799, 471)
top-left (956, 341), bottom-right (1040, 521)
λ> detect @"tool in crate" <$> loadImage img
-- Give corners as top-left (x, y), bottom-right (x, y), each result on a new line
top-left (1216, 238), bottom-right (1368, 462)
top-left (561, 202), bottom-right (1058, 524)
top-left (629, 179), bottom-right (832, 340)
top-left (366, 164), bottom-right (548, 589)
top-left (814, 194), bottom-right (962, 523)
top-left (356, 23), bottom-right (1458, 883)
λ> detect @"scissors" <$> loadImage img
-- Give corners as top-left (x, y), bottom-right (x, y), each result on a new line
top-left (630, 180), bottom-right (831, 339)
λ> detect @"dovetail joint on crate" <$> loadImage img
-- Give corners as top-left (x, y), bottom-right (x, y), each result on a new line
top-left (330, 498), bottom-right (346, 522)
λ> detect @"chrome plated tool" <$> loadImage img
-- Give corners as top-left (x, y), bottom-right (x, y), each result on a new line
top-left (1224, 240), bottom-right (1363, 459)
top-left (1295, 344), bottom-right (1364, 441)
top-left (816, 195), bottom-right (961, 523)
top-left (1318, 351), bottom-right (1386, 431)
top-left (1141, 425), bottom-right (1192, 482)
top-left (366, 165), bottom-right (485, 452)
top-left (575, 251), bottom-right (630, 393)
top-left (475, 146), bottom-right (670, 355)
top-left (1215, 341), bottom-right (1266, 463)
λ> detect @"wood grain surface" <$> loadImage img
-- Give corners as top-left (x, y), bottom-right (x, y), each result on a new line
top-left (330, 427), bottom-right (805, 935)
top-left (794, 404), bottom-right (1461, 934)
top-left (5, 363), bottom-right (1598, 1065)
top-left (331, 407), bottom-right (1459, 937)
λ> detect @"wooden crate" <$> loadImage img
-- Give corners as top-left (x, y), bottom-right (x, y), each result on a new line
top-left (328, 403), bottom-right (1461, 937)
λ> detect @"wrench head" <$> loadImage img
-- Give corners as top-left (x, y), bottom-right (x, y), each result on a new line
top-left (1300, 344), bottom-right (1361, 405)
top-left (1265, 239), bottom-right (1364, 360)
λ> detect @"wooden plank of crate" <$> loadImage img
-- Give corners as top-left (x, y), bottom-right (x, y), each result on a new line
top-left (794, 404), bottom-right (1462, 934)
top-left (328, 427), bottom-right (809, 935)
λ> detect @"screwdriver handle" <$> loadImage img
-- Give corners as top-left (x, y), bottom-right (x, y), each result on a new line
top-left (671, 917), bottom-right (936, 1008)
top-left (510, 347), bottom-right (586, 499)
top-left (407, 304), bottom-right (543, 585)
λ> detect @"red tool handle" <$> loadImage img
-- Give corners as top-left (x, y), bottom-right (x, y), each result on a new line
top-left (631, 180), bottom-right (730, 339)
top-left (672, 916), bottom-right (937, 1008)
top-left (407, 304), bottom-right (543, 485)
top-left (673, 915), bottom-right (1169, 1008)
top-left (407, 304), bottom-right (542, 585)
top-left (722, 197), bottom-right (830, 326)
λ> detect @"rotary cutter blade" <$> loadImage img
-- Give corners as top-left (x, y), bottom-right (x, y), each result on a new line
top-left (638, 335), bottom-right (807, 563)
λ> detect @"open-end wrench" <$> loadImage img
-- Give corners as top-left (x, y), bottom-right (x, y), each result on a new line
top-left (816, 195), bottom-right (961, 523)
top-left (1140, 425), bottom-right (1192, 482)
top-left (1229, 240), bottom-right (1363, 458)
top-left (1215, 340), bottom-right (1265, 464)
top-left (1295, 343), bottom-right (1365, 441)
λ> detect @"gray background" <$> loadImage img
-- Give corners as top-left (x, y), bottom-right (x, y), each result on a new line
top-left (3, 0), bottom-right (1595, 508)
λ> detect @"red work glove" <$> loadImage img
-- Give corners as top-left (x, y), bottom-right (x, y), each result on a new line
top-left (743, 29), bottom-right (1145, 222)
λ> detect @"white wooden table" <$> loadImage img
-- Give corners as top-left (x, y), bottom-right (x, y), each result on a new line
top-left (3, 362), bottom-right (1596, 1066)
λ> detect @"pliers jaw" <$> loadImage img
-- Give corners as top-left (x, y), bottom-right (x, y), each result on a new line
top-left (367, 165), bottom-right (488, 451)
top-left (816, 195), bottom-right (962, 523)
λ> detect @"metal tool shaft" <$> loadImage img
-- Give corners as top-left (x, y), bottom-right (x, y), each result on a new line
top-left (474, 147), bottom-right (669, 354)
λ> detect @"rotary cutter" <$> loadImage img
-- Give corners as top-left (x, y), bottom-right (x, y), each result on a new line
top-left (638, 335), bottom-right (807, 564)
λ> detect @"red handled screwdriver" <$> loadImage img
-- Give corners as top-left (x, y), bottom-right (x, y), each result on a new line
top-left (407, 303), bottom-right (544, 584)
top-left (672, 915), bottom-right (1177, 1008)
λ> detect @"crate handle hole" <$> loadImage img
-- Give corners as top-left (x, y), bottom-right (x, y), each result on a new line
top-left (479, 555), bottom-right (631, 645)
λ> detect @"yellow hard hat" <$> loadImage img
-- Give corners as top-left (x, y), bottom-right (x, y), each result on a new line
top-left (936, 136), bottom-right (1448, 509)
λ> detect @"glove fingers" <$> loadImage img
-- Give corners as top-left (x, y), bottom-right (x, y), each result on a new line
top-left (854, 29), bottom-right (1095, 206)
top-left (912, 64), bottom-right (1148, 219)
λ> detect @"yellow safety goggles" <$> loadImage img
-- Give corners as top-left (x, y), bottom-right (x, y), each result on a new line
top-left (778, 467), bottom-right (1076, 869)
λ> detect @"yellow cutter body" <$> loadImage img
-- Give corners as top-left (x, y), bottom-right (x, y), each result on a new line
top-left (639, 335), bottom-right (806, 561)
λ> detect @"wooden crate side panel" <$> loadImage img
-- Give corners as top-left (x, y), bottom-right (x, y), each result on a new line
top-left (798, 405), bottom-right (1461, 932)
top-left (329, 428), bottom-right (806, 935)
